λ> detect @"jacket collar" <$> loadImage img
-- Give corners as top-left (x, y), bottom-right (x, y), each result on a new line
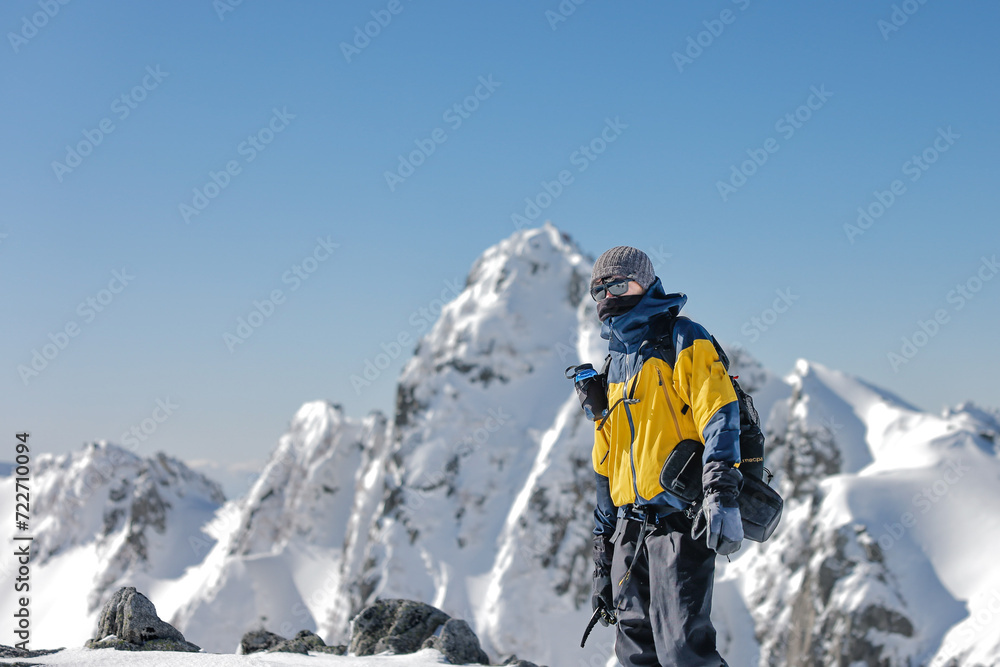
top-left (601, 277), bottom-right (686, 351)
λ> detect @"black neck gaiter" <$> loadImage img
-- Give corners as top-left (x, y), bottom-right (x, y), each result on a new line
top-left (597, 294), bottom-right (644, 322)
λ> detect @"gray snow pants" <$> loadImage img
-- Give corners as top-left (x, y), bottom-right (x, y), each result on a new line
top-left (610, 510), bottom-right (728, 667)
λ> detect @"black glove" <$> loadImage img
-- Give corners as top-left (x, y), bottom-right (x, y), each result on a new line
top-left (566, 363), bottom-right (609, 421)
top-left (592, 569), bottom-right (613, 625)
top-left (693, 491), bottom-right (744, 555)
top-left (693, 461), bottom-right (744, 556)
top-left (591, 533), bottom-right (615, 624)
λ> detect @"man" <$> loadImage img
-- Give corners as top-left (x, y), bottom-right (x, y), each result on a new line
top-left (587, 246), bottom-right (743, 667)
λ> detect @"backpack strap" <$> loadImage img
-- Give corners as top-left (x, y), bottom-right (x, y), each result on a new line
top-left (642, 314), bottom-right (690, 413)
top-left (641, 314), bottom-right (683, 368)
top-left (709, 335), bottom-right (731, 372)
top-left (650, 314), bottom-right (731, 375)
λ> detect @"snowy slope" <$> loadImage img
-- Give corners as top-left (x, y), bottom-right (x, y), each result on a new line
top-left (170, 403), bottom-right (389, 652)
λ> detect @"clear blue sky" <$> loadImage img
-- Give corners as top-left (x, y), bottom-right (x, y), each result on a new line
top-left (2, 1), bottom-right (997, 472)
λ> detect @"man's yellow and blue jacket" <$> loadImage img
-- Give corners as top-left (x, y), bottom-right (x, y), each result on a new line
top-left (592, 277), bottom-right (740, 536)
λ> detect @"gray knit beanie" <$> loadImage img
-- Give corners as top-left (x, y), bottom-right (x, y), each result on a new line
top-left (591, 246), bottom-right (655, 290)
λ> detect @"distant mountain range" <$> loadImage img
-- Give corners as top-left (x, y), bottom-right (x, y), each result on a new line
top-left (3, 223), bottom-right (998, 666)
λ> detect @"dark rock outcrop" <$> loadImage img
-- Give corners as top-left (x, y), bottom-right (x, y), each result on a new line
top-left (0, 644), bottom-right (63, 660)
top-left (270, 630), bottom-right (346, 655)
top-left (239, 629), bottom-right (285, 654)
top-left (86, 587), bottom-right (200, 652)
top-left (503, 656), bottom-right (545, 667)
top-left (240, 628), bottom-right (347, 655)
top-left (349, 599), bottom-right (450, 656)
top-left (421, 618), bottom-right (490, 664)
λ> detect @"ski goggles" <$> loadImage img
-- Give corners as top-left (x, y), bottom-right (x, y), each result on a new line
top-left (590, 278), bottom-right (631, 302)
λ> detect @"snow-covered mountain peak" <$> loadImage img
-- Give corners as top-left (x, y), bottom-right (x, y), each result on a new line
top-left (464, 221), bottom-right (591, 311)
top-left (225, 402), bottom-right (385, 557)
top-left (943, 400), bottom-right (1000, 424)
top-left (401, 224), bottom-right (591, 403)
top-left (35, 440), bottom-right (141, 501)
top-left (394, 223), bottom-right (592, 444)
top-left (27, 441), bottom-right (224, 566)
top-left (788, 359), bottom-right (920, 415)
top-left (777, 358), bottom-right (941, 474)
top-left (942, 401), bottom-right (1000, 453)
top-left (285, 400), bottom-right (347, 462)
